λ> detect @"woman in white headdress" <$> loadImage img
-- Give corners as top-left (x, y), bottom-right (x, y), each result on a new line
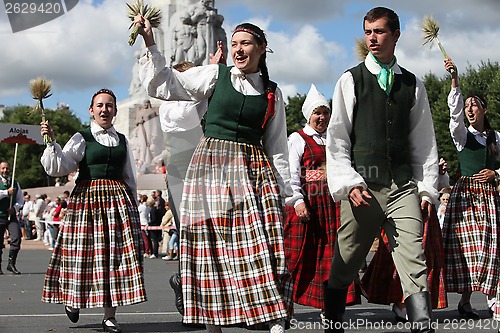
top-left (284, 84), bottom-right (360, 316)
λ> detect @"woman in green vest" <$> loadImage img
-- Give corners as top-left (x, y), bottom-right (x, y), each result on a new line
top-left (136, 16), bottom-right (293, 333)
top-left (40, 89), bottom-right (146, 333)
top-left (442, 58), bottom-right (500, 322)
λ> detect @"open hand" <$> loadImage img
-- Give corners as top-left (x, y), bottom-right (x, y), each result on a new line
top-left (209, 40), bottom-right (226, 65)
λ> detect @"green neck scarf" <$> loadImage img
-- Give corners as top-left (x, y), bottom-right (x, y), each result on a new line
top-left (370, 52), bottom-right (396, 95)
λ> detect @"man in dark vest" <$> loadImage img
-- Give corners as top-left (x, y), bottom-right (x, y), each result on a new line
top-left (0, 161), bottom-right (24, 275)
top-left (324, 7), bottom-right (439, 333)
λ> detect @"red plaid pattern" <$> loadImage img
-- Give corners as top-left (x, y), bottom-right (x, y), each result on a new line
top-left (442, 177), bottom-right (500, 317)
top-left (361, 205), bottom-right (447, 309)
top-left (180, 137), bottom-right (293, 326)
top-left (284, 130), bottom-right (360, 309)
top-left (42, 179), bottom-right (146, 308)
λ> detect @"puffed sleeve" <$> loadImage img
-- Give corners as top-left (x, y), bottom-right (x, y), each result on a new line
top-left (40, 133), bottom-right (85, 177)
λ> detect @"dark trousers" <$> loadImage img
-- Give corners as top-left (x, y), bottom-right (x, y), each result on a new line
top-left (24, 218), bottom-right (33, 240)
top-left (150, 230), bottom-right (162, 257)
top-left (0, 217), bottom-right (22, 260)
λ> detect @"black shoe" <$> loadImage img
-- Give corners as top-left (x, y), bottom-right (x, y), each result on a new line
top-left (0, 267), bottom-right (3, 275)
top-left (458, 302), bottom-right (480, 320)
top-left (65, 306), bottom-right (79, 323)
top-left (169, 273), bottom-right (184, 315)
top-left (102, 317), bottom-right (122, 333)
top-left (6, 262), bottom-right (21, 275)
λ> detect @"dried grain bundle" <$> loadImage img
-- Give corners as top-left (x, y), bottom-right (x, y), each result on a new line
top-left (29, 77), bottom-right (53, 144)
top-left (355, 38), bottom-right (369, 61)
top-left (127, 0), bottom-right (162, 46)
top-left (422, 16), bottom-right (453, 72)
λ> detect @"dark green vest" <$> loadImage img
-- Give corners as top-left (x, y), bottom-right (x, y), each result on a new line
top-left (348, 62), bottom-right (415, 187)
top-left (0, 178), bottom-right (18, 218)
top-left (458, 131), bottom-right (500, 176)
top-left (203, 64), bottom-right (272, 145)
top-left (77, 128), bottom-right (127, 180)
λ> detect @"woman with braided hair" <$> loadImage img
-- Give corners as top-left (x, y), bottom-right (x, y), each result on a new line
top-left (136, 17), bottom-right (293, 333)
top-left (442, 58), bottom-right (500, 322)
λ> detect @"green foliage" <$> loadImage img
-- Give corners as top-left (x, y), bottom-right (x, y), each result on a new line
top-left (285, 93), bottom-right (306, 136)
top-left (0, 105), bottom-right (86, 188)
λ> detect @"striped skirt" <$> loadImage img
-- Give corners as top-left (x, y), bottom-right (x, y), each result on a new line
top-left (180, 137), bottom-right (293, 326)
top-left (41, 179), bottom-right (146, 308)
top-left (284, 180), bottom-right (360, 309)
top-left (361, 205), bottom-right (447, 309)
top-left (442, 177), bottom-right (500, 304)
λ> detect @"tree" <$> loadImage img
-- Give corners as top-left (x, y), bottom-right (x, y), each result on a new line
top-left (0, 105), bottom-right (86, 188)
top-left (285, 93), bottom-right (307, 136)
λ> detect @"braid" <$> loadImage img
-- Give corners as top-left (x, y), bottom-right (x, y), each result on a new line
top-left (468, 93), bottom-right (497, 155)
top-left (484, 117), bottom-right (498, 156)
top-left (259, 54), bottom-right (271, 93)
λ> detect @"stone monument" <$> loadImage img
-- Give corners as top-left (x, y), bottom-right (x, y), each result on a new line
top-left (115, 0), bottom-right (227, 176)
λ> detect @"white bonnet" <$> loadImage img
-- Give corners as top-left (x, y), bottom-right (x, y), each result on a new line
top-left (302, 84), bottom-right (330, 122)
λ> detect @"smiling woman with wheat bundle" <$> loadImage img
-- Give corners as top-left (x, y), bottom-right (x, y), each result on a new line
top-left (39, 89), bottom-right (146, 333)
top-left (134, 13), bottom-right (293, 333)
top-left (441, 58), bottom-right (500, 326)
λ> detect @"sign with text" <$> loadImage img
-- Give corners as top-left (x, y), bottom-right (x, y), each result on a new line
top-left (0, 123), bottom-right (43, 144)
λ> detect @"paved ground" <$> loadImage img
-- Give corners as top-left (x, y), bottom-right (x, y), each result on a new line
top-left (1, 240), bottom-right (498, 333)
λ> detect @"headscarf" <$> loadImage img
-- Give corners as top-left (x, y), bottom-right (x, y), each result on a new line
top-left (302, 84), bottom-right (330, 122)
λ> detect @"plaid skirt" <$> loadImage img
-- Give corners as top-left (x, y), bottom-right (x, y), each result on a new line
top-left (41, 179), bottom-right (146, 308)
top-left (180, 137), bottom-right (293, 326)
top-left (361, 205), bottom-right (448, 309)
top-left (284, 180), bottom-right (360, 309)
top-left (442, 177), bottom-right (500, 303)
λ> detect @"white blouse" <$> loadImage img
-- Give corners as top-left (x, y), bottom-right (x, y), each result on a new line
top-left (40, 121), bottom-right (137, 198)
top-left (138, 202), bottom-right (151, 227)
top-left (447, 86), bottom-right (500, 175)
top-left (139, 45), bottom-right (292, 199)
top-left (286, 125), bottom-right (327, 207)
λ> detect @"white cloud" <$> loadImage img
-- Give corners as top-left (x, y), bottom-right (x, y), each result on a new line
top-left (267, 25), bottom-right (344, 86)
top-left (0, 0), bottom-right (134, 98)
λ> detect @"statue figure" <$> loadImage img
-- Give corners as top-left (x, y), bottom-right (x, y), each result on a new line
top-left (209, 11), bottom-right (227, 59)
top-left (168, 0), bottom-right (224, 66)
top-left (129, 49), bottom-right (147, 97)
top-left (128, 99), bottom-right (165, 174)
top-left (170, 9), bottom-right (197, 64)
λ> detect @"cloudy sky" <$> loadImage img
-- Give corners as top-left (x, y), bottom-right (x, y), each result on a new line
top-left (1, 0), bottom-right (499, 122)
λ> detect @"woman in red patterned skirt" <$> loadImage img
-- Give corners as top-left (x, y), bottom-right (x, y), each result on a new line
top-left (40, 89), bottom-right (146, 333)
top-left (284, 84), bottom-right (360, 316)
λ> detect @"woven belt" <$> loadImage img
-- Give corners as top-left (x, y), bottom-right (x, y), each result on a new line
top-left (305, 169), bottom-right (326, 182)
